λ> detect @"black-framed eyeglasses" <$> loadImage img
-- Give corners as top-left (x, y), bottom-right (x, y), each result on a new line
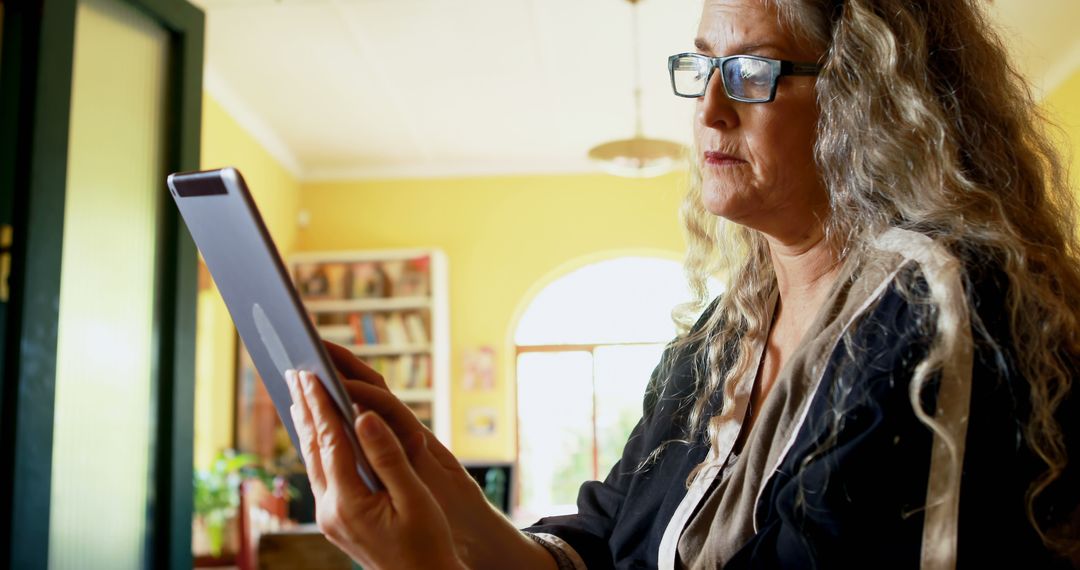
top-left (667, 53), bottom-right (822, 103)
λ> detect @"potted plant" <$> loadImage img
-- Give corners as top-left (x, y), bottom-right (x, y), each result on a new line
top-left (193, 450), bottom-right (291, 558)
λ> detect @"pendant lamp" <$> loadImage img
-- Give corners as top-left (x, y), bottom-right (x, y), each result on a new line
top-left (588, 0), bottom-right (686, 177)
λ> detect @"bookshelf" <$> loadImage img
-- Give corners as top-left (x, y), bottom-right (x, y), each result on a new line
top-left (289, 249), bottom-right (451, 444)
top-left (233, 249), bottom-right (451, 465)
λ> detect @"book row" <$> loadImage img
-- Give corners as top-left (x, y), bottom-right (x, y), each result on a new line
top-left (366, 354), bottom-right (433, 391)
top-left (348, 311), bottom-right (429, 346)
top-left (294, 257), bottom-right (430, 300)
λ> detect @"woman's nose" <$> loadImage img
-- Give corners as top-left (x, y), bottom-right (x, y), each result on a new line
top-left (697, 72), bottom-right (740, 131)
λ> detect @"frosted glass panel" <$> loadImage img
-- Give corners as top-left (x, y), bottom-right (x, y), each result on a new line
top-left (50, 0), bottom-right (168, 567)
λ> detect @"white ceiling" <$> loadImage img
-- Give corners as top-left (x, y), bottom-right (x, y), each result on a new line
top-left (194, 0), bottom-right (1080, 181)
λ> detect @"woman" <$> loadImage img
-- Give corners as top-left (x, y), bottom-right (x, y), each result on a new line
top-left (285, 0), bottom-right (1080, 568)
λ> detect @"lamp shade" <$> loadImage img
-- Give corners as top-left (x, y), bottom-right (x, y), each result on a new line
top-left (587, 136), bottom-right (686, 178)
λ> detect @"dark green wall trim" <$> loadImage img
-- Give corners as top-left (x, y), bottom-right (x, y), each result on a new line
top-left (4, 0), bottom-right (78, 568)
top-left (0, 0), bottom-right (49, 564)
top-left (125, 0), bottom-right (203, 568)
top-left (0, 1), bottom-right (203, 568)
top-left (141, 1), bottom-right (203, 568)
top-left (154, 5), bottom-right (204, 570)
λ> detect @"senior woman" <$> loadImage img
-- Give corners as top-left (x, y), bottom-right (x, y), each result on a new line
top-left (285, 0), bottom-right (1080, 568)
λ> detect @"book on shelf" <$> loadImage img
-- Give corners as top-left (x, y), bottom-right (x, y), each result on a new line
top-left (372, 313), bottom-right (388, 344)
top-left (361, 313), bottom-right (377, 344)
top-left (396, 257), bottom-right (430, 297)
top-left (347, 313), bottom-right (364, 346)
top-left (323, 263), bottom-right (349, 299)
top-left (350, 262), bottom-right (386, 298)
top-left (395, 355), bottom-right (414, 390)
top-left (397, 356), bottom-right (415, 389)
top-left (383, 313), bottom-right (410, 346)
top-left (404, 313), bottom-right (428, 344)
top-left (381, 260), bottom-right (406, 296)
top-left (415, 354), bottom-right (431, 389)
top-left (360, 353), bottom-right (432, 391)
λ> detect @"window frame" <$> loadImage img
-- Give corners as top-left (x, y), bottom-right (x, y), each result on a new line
top-left (514, 340), bottom-right (664, 514)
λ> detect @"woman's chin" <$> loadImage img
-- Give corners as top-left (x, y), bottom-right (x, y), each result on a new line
top-left (700, 191), bottom-right (751, 222)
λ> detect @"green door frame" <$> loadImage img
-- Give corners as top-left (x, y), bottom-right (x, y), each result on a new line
top-left (0, 1), bottom-right (203, 568)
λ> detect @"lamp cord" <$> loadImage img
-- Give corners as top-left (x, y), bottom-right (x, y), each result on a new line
top-left (631, 0), bottom-right (644, 138)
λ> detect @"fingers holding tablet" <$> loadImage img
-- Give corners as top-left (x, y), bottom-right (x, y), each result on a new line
top-left (312, 344), bottom-right (468, 496)
top-left (287, 370), bottom-right (328, 497)
top-left (287, 369), bottom-right (466, 569)
top-left (289, 370), bottom-right (372, 498)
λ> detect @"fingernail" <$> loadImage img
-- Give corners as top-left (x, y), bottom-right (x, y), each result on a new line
top-left (351, 403), bottom-right (362, 418)
top-left (359, 413), bottom-right (383, 439)
top-left (300, 370), bottom-right (315, 392)
top-left (285, 370), bottom-right (298, 392)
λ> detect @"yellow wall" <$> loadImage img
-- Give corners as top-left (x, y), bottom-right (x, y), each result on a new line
top-left (298, 172), bottom-right (688, 460)
top-left (193, 93), bottom-right (301, 469)
top-left (1045, 69), bottom-right (1080, 198)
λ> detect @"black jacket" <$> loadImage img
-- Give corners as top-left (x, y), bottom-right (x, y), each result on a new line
top-left (524, 263), bottom-right (1077, 569)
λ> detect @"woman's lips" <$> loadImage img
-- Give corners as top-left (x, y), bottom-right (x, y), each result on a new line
top-left (704, 151), bottom-right (747, 166)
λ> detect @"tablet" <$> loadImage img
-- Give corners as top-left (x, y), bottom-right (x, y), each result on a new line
top-left (167, 167), bottom-right (382, 493)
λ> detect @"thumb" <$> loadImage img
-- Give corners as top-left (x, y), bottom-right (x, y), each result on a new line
top-left (355, 412), bottom-right (427, 506)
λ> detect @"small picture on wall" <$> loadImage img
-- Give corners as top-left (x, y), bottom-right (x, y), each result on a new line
top-left (462, 346), bottom-right (496, 392)
top-left (465, 407), bottom-right (498, 437)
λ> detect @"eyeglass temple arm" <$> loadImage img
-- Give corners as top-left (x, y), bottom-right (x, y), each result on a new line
top-left (781, 60), bottom-right (823, 76)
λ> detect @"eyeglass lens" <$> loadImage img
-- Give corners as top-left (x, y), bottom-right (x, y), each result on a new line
top-left (671, 55), bottom-right (711, 96)
top-left (672, 55), bottom-right (774, 101)
top-left (722, 57), bottom-right (773, 101)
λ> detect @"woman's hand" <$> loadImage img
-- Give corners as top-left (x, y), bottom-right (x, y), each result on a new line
top-left (287, 369), bottom-right (466, 570)
top-left (320, 341), bottom-right (558, 570)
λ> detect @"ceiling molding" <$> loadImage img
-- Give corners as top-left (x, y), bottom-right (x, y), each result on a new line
top-left (203, 65), bottom-right (305, 178)
top-left (1040, 36), bottom-right (1080, 100)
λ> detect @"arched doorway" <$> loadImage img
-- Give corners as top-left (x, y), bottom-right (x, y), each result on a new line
top-left (513, 255), bottom-right (720, 520)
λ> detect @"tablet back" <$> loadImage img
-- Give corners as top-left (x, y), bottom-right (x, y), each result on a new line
top-left (168, 167), bottom-right (378, 491)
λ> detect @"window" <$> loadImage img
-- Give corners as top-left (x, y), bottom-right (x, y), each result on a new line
top-left (514, 256), bottom-right (720, 521)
